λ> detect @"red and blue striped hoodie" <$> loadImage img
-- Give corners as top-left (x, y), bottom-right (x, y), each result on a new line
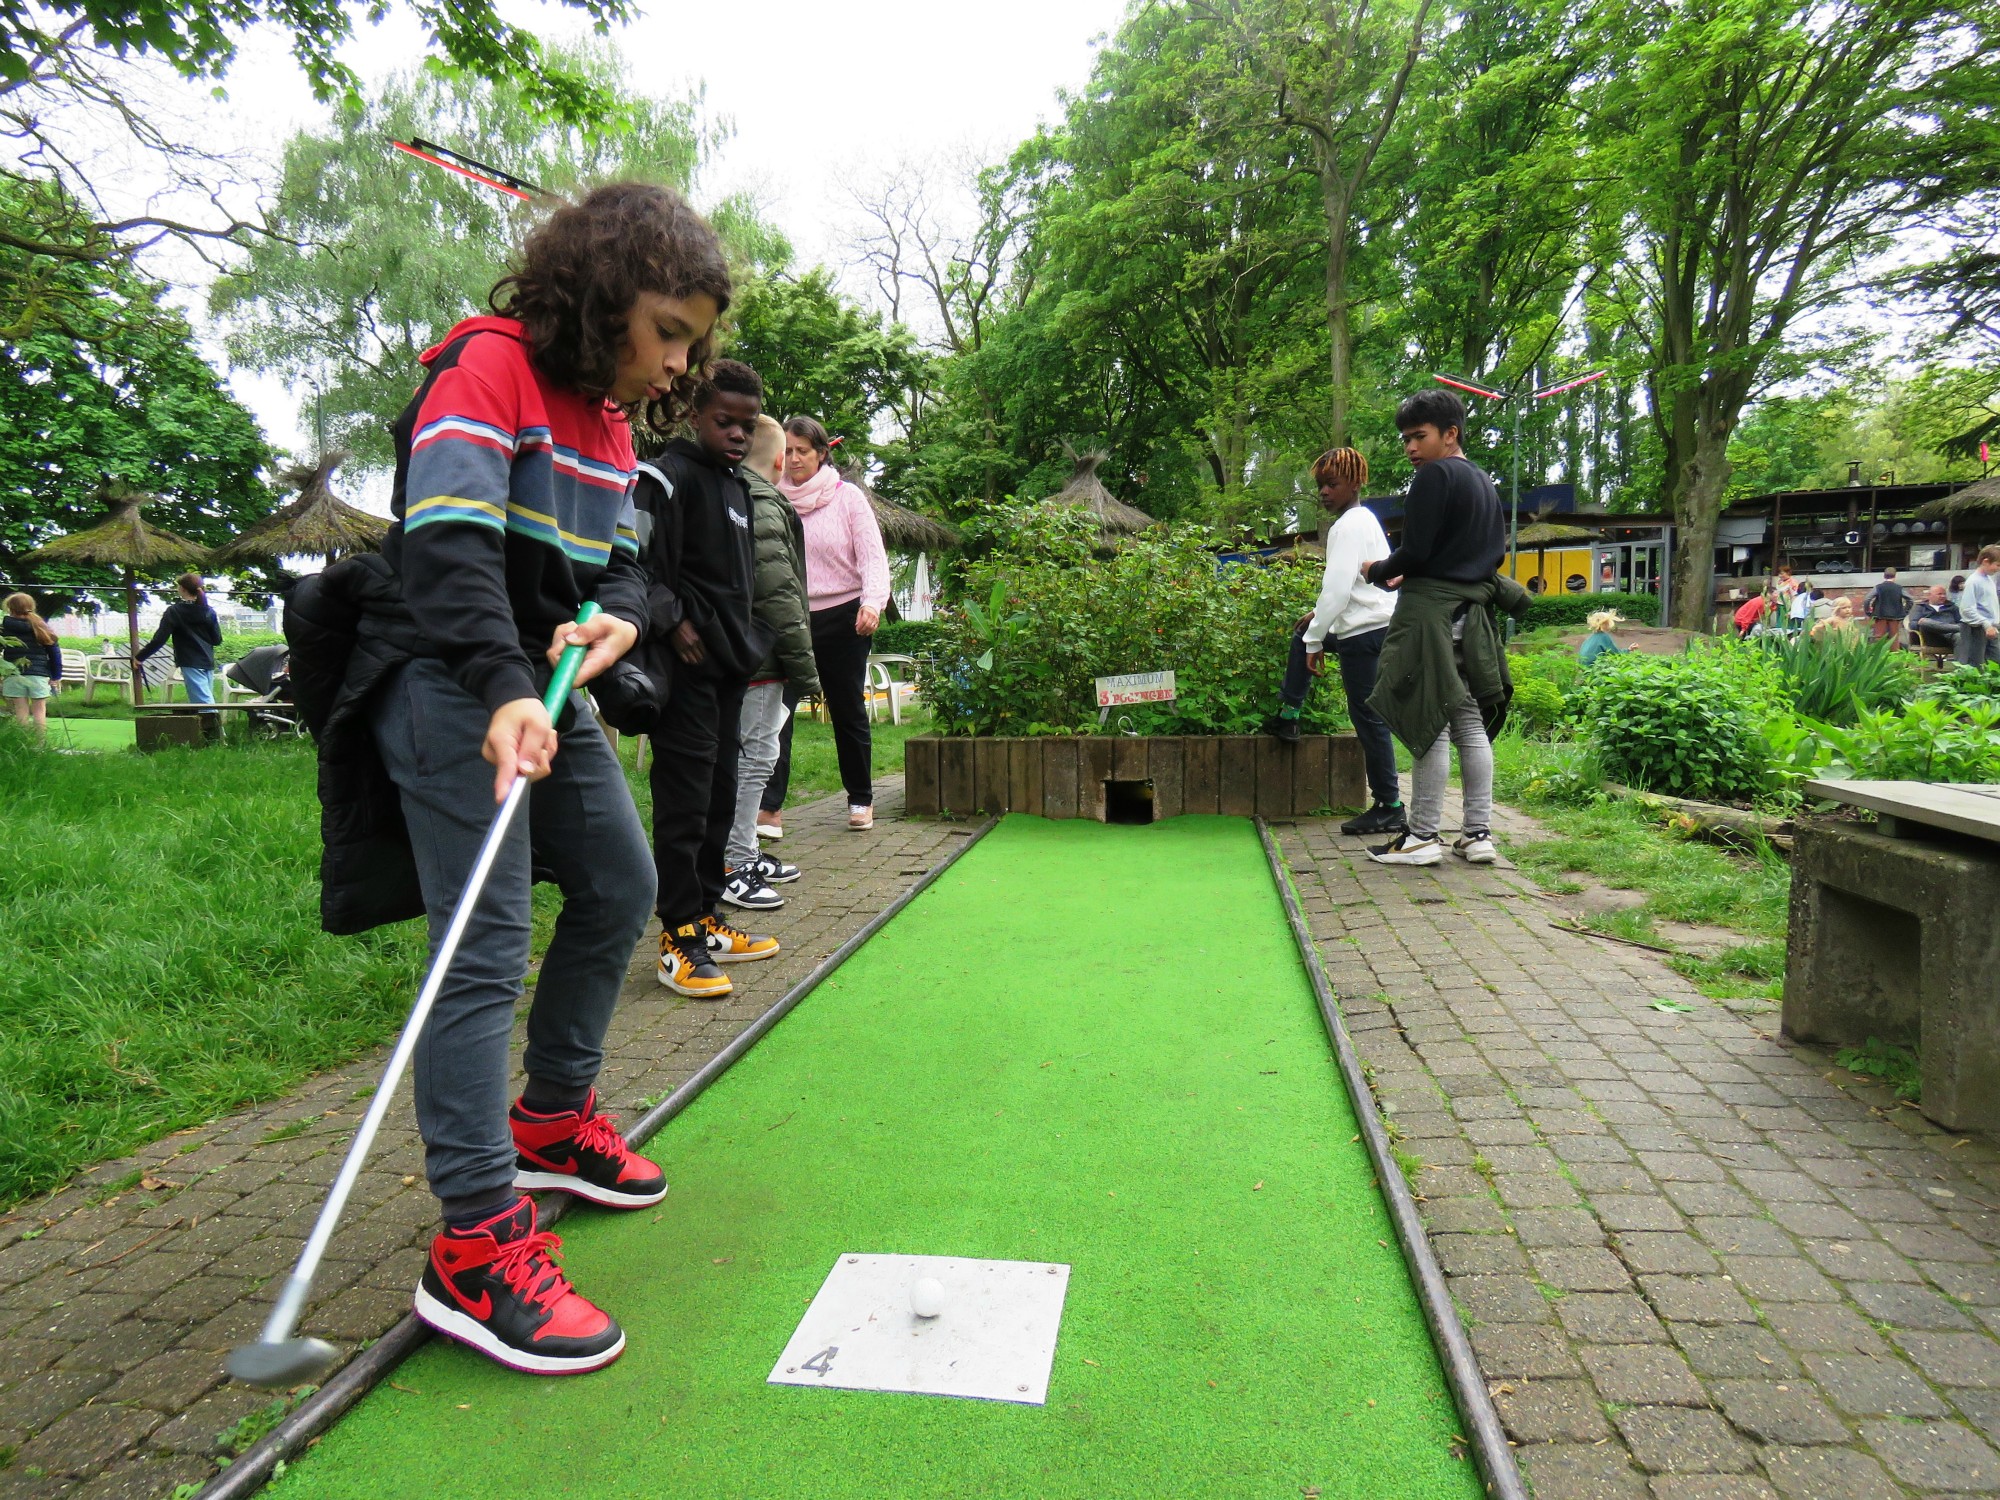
top-left (384, 316), bottom-right (649, 712)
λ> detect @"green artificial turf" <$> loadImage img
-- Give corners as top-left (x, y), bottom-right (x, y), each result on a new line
top-left (278, 817), bottom-right (1478, 1500)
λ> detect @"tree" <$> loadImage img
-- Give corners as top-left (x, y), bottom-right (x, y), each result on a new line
top-left (1585, 0), bottom-right (1969, 628)
top-left (1179, 0), bottom-right (1439, 444)
top-left (212, 47), bottom-right (768, 468)
top-left (723, 269), bottom-right (928, 468)
top-left (1, 238), bottom-right (275, 602)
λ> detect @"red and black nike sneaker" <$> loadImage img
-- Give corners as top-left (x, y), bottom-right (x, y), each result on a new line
top-left (413, 1197), bottom-right (624, 1375)
top-left (510, 1090), bottom-right (668, 1208)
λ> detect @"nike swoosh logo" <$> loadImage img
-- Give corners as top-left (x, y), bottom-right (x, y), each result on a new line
top-left (432, 1250), bottom-right (493, 1320)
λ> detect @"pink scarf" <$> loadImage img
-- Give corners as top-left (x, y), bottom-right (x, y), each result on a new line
top-left (779, 462), bottom-right (843, 516)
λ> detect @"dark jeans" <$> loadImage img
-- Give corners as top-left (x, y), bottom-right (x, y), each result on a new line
top-left (372, 659), bottom-right (655, 1202)
top-left (810, 598), bottom-right (875, 807)
top-left (648, 670), bottom-right (744, 928)
top-left (1280, 623), bottom-right (1399, 808)
top-left (761, 684), bottom-right (803, 815)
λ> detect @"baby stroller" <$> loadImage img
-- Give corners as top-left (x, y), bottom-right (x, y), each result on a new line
top-left (223, 645), bottom-right (304, 738)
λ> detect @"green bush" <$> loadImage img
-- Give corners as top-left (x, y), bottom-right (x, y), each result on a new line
top-left (1753, 630), bottom-right (1917, 725)
top-left (1509, 678), bottom-right (1568, 739)
top-left (871, 619), bottom-right (948, 658)
top-left (1578, 651), bottom-right (1769, 799)
top-left (1521, 590), bottom-right (1660, 630)
top-left (1511, 648), bottom-right (1585, 695)
top-left (47, 630), bottom-right (286, 664)
top-left (1815, 699), bottom-right (2000, 782)
top-left (1918, 659), bottom-right (2000, 716)
top-left (921, 504), bottom-right (1343, 736)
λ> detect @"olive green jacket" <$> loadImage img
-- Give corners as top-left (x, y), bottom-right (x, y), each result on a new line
top-left (746, 471), bottom-right (821, 693)
top-left (1367, 574), bottom-right (1533, 755)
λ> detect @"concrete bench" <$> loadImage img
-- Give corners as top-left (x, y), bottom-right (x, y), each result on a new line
top-left (1784, 781), bottom-right (2000, 1132)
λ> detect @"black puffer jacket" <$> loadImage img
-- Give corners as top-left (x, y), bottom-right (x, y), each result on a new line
top-left (287, 555), bottom-right (426, 936)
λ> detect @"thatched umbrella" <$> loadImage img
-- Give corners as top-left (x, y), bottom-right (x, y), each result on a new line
top-left (1046, 448), bottom-right (1156, 538)
top-left (24, 477), bottom-right (210, 705)
top-left (210, 450), bottom-right (390, 565)
top-left (837, 465), bottom-right (962, 553)
top-left (1514, 520), bottom-right (1600, 592)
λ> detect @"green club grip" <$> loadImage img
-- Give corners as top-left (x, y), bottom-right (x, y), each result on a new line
top-left (542, 601), bottom-right (602, 714)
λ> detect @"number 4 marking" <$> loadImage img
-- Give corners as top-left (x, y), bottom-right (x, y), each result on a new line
top-left (801, 1346), bottom-right (838, 1376)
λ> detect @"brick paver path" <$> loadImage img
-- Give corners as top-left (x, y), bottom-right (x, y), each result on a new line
top-left (0, 781), bottom-right (963, 1500)
top-left (1273, 804), bottom-right (2000, 1499)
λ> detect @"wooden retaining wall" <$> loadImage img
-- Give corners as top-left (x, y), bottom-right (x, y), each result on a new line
top-left (903, 735), bottom-right (1366, 820)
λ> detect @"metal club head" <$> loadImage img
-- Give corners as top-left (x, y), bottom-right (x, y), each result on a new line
top-left (228, 1336), bottom-right (340, 1389)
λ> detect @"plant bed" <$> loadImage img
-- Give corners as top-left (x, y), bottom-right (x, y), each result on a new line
top-left (904, 733), bottom-right (1365, 821)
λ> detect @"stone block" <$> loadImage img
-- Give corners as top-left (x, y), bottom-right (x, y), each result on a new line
top-left (1496, 1378), bottom-right (1614, 1442)
top-left (1782, 822), bottom-right (2000, 1133)
top-left (1759, 1445), bottom-right (1901, 1500)
top-left (1896, 1330), bottom-right (2000, 1388)
top-left (1856, 1418), bottom-right (2000, 1491)
top-left (1804, 1354), bottom-right (1950, 1418)
top-left (1582, 1345), bottom-right (1706, 1406)
top-left (1615, 1407), bottom-right (1755, 1473)
top-left (1709, 1380), bottom-right (1849, 1444)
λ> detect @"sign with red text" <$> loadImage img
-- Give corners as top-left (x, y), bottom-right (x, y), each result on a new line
top-left (1094, 670), bottom-right (1177, 708)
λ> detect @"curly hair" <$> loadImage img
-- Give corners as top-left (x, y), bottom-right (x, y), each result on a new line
top-left (693, 358), bottom-right (765, 410)
top-left (1310, 447), bottom-right (1369, 489)
top-left (490, 182), bottom-right (732, 435)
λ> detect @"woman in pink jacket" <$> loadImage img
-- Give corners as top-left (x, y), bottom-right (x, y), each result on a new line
top-left (770, 416), bottom-right (891, 830)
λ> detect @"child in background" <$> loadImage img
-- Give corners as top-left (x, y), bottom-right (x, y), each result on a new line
top-left (1578, 609), bottom-right (1626, 665)
top-left (2, 592), bottom-right (58, 740)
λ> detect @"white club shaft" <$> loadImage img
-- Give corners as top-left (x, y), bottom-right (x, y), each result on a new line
top-left (257, 776), bottom-right (529, 1346)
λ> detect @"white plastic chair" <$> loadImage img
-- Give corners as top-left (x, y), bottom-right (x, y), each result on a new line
top-left (864, 653), bottom-right (919, 725)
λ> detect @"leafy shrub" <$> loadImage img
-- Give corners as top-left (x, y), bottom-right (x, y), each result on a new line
top-left (1511, 648), bottom-right (1585, 695)
top-left (1509, 678), bottom-right (1568, 739)
top-left (921, 504), bottom-right (1343, 736)
top-left (1521, 590), bottom-right (1660, 630)
top-left (1753, 630), bottom-right (1917, 725)
top-left (1578, 651), bottom-right (1768, 799)
top-left (871, 619), bottom-right (948, 658)
top-left (1918, 660), bottom-right (2000, 716)
top-left (1814, 700), bottom-right (2000, 782)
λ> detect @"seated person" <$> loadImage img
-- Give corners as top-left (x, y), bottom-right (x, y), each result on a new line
top-left (1578, 609), bottom-right (1626, 666)
top-left (1908, 584), bottom-right (1962, 648)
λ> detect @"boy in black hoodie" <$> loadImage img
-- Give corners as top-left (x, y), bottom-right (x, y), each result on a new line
top-left (639, 359), bottom-right (779, 998)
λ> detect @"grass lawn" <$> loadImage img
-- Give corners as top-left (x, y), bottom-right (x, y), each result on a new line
top-left (0, 737), bottom-right (429, 1208)
top-left (774, 706), bottom-right (932, 808)
top-left (1490, 735), bottom-right (1790, 999)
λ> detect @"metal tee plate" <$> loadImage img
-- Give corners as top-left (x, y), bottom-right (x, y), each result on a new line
top-left (769, 1254), bottom-right (1071, 1406)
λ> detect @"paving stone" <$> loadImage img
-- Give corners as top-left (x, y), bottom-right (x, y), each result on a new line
top-left (1759, 1443), bottom-right (1902, 1499)
top-left (1857, 1418), bottom-right (2000, 1491)
top-left (1647, 1477), bottom-right (1779, 1500)
top-left (1674, 1323), bottom-right (1801, 1378)
top-left (1805, 1354), bottom-right (1952, 1418)
top-left (1693, 1219), bottom-right (1796, 1258)
top-left (1956, 1389), bottom-right (2000, 1446)
top-left (10, 1403), bottom-right (162, 1476)
top-left (67, 1454), bottom-right (215, 1500)
top-left (1454, 1274), bottom-right (1557, 1325)
top-left (1881, 1223), bottom-right (1992, 1264)
top-left (0, 1367), bottom-right (113, 1432)
top-left (1498, 1173), bottom-right (1582, 1209)
top-left (1514, 1208), bottom-right (1607, 1249)
top-left (1496, 1378), bottom-right (1615, 1442)
top-left (1897, 1332), bottom-right (2000, 1388)
top-left (1534, 1248), bottom-right (1634, 1292)
top-left (1762, 1303), bottom-right (1891, 1356)
top-left (1639, 1274), bottom-right (1757, 1325)
top-left (1599, 1197), bottom-right (1688, 1233)
top-left (1582, 1345), bottom-right (1706, 1405)
top-left (1807, 1239), bottom-right (1922, 1284)
top-left (1559, 1293), bottom-right (1671, 1344)
top-left (1616, 1407), bottom-right (1755, 1473)
top-left (1665, 1182), bottom-right (1761, 1218)
top-left (147, 1386), bottom-right (271, 1455)
top-left (1721, 1255), bottom-right (1842, 1303)
top-left (1709, 1379), bottom-right (1849, 1444)
top-left (1620, 1234), bottom-right (1723, 1275)
top-left (1639, 1154), bottom-right (1726, 1184)
top-left (104, 1348), bottom-right (228, 1412)
top-left (1767, 1201), bottom-right (1868, 1238)
top-left (1520, 1442), bottom-right (1650, 1498)
top-left (1473, 1323), bottom-right (1584, 1379)
top-left (1926, 1264), bottom-right (2000, 1307)
top-left (51, 1318), bottom-right (176, 1375)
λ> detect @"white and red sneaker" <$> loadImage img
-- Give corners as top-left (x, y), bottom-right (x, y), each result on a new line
top-left (510, 1091), bottom-right (668, 1208)
top-left (414, 1197), bottom-right (624, 1375)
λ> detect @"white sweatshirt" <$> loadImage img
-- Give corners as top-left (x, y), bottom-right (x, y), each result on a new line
top-left (1303, 504), bottom-right (1397, 649)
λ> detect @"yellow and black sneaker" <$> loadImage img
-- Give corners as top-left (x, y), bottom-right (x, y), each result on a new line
top-left (659, 923), bottom-right (731, 999)
top-left (701, 913), bottom-right (780, 964)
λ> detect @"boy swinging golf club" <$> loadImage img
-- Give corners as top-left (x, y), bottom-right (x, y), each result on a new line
top-left (239, 184), bottom-right (733, 1382)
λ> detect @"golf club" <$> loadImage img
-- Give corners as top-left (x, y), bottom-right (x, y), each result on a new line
top-left (227, 602), bottom-right (604, 1389)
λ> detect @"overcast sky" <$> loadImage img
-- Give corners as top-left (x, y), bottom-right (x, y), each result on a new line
top-left (164, 0), bottom-right (1128, 453)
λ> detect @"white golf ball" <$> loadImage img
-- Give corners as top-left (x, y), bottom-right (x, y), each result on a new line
top-left (911, 1277), bottom-right (946, 1319)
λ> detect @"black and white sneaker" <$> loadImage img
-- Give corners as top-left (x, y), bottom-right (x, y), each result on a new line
top-left (1367, 831), bottom-right (1445, 867)
top-left (722, 866), bottom-right (785, 910)
top-left (755, 851), bottom-right (800, 885)
top-left (1453, 830), bottom-right (1499, 865)
top-left (1341, 802), bottom-right (1408, 837)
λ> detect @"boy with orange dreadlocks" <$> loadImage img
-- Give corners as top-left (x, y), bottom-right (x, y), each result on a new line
top-left (1269, 446), bottom-right (1404, 835)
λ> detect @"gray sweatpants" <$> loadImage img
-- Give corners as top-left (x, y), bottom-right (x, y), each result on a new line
top-left (726, 681), bottom-right (788, 872)
top-left (1409, 695), bottom-right (1494, 841)
top-left (372, 658), bottom-right (656, 1201)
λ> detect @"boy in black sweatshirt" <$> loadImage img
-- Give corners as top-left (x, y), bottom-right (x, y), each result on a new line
top-left (639, 359), bottom-right (780, 998)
